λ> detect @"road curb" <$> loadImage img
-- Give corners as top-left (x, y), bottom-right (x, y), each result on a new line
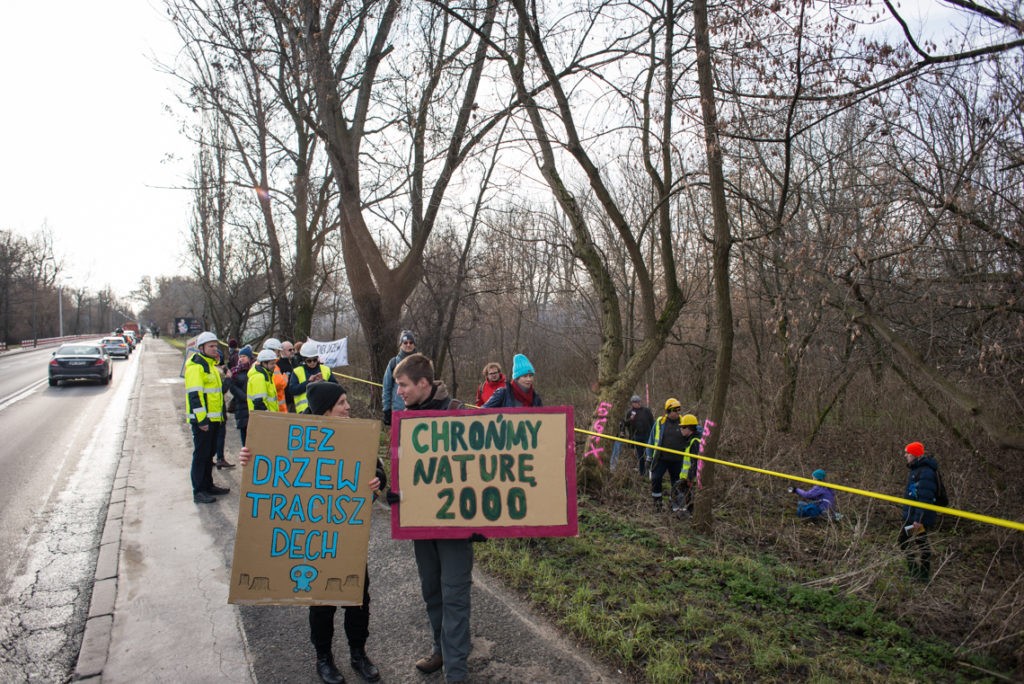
top-left (71, 361), bottom-right (137, 681)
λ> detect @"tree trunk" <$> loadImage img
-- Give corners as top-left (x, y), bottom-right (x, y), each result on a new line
top-left (691, 0), bottom-right (736, 533)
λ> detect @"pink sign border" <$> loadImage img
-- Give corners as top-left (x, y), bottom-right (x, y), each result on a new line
top-left (389, 405), bottom-right (578, 540)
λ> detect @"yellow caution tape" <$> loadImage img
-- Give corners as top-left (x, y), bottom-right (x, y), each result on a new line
top-left (574, 428), bottom-right (1024, 533)
top-left (334, 373), bottom-right (383, 388)
top-left (326, 367), bottom-right (1021, 533)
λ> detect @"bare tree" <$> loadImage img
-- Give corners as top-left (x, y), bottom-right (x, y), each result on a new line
top-left (268, 0), bottom-right (502, 388)
top-left (167, 0), bottom-right (340, 339)
top-left (185, 113), bottom-right (266, 337)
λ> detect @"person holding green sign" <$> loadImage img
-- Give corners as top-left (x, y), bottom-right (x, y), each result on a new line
top-left (391, 352), bottom-right (473, 684)
top-left (238, 381), bottom-right (385, 684)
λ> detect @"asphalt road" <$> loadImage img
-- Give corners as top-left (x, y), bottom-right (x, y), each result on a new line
top-left (0, 341), bottom-right (139, 683)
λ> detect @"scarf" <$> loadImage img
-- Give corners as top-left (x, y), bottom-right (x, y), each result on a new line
top-left (509, 379), bottom-right (535, 406)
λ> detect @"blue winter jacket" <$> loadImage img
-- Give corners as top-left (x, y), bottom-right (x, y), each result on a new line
top-left (903, 456), bottom-right (939, 528)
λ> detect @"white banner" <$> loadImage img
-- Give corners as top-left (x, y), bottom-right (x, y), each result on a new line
top-left (307, 337), bottom-right (348, 368)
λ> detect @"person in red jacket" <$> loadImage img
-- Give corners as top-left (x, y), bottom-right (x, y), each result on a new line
top-left (474, 362), bottom-right (505, 407)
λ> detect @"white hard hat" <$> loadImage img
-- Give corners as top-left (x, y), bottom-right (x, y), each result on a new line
top-left (262, 337), bottom-right (282, 351)
top-left (299, 341), bottom-right (319, 358)
top-left (256, 349), bottom-right (277, 362)
top-left (196, 331), bottom-right (218, 346)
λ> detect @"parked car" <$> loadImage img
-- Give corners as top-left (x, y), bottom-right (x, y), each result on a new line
top-left (49, 344), bottom-right (112, 386)
top-left (100, 336), bottom-right (131, 359)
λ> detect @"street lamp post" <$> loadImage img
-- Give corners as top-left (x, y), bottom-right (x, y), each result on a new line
top-left (57, 276), bottom-right (72, 338)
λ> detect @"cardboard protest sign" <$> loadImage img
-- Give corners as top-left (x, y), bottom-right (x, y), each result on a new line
top-left (229, 412), bottom-right (380, 606)
top-left (390, 406), bottom-right (577, 540)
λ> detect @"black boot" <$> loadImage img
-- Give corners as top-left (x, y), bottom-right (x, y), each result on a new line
top-left (350, 648), bottom-right (381, 682)
top-left (316, 653), bottom-right (345, 684)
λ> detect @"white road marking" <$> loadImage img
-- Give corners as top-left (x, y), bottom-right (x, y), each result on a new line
top-left (0, 378), bottom-right (48, 413)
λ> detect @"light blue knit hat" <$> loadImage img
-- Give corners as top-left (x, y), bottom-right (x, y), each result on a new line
top-left (511, 354), bottom-right (535, 381)
top-left (812, 469), bottom-right (826, 481)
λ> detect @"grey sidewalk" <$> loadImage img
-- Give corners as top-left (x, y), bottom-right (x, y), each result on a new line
top-left (74, 338), bottom-right (254, 683)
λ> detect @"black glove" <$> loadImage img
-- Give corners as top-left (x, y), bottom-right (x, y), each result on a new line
top-left (383, 409), bottom-right (392, 426)
top-left (385, 490), bottom-right (401, 505)
top-left (469, 533), bottom-right (488, 543)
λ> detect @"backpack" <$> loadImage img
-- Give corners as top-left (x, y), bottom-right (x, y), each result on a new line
top-left (933, 465), bottom-right (950, 507)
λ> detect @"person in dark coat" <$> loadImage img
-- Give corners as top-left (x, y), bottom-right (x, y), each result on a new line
top-left (227, 338), bottom-right (240, 370)
top-left (899, 441), bottom-right (939, 580)
top-left (388, 353), bottom-right (473, 683)
top-left (226, 346), bottom-right (253, 447)
top-left (623, 395), bottom-right (655, 476)
top-left (645, 400), bottom-right (700, 511)
top-left (482, 354), bottom-right (542, 408)
top-left (382, 330), bottom-right (417, 425)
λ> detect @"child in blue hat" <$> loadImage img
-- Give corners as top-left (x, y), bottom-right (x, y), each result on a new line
top-left (788, 469), bottom-right (837, 520)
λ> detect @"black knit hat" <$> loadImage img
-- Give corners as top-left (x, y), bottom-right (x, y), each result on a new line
top-left (307, 382), bottom-right (347, 415)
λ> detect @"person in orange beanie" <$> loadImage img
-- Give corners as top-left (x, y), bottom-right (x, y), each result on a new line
top-left (899, 441), bottom-right (939, 580)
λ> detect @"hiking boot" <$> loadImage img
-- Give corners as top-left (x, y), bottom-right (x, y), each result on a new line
top-left (350, 649), bottom-right (380, 682)
top-left (316, 653), bottom-right (345, 684)
top-left (415, 652), bottom-right (444, 674)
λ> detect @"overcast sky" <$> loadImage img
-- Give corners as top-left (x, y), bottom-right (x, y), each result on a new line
top-left (0, 1), bottom-right (190, 303)
top-left (0, 1), bottom-right (969, 308)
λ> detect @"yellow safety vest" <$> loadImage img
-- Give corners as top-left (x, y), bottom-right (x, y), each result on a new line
top-left (646, 417), bottom-right (701, 478)
top-left (292, 364), bottom-right (333, 414)
top-left (247, 365), bottom-right (280, 413)
top-left (184, 352), bottom-right (225, 424)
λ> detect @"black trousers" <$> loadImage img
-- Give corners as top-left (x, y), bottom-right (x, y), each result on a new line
top-left (635, 444), bottom-right (648, 476)
top-left (897, 526), bottom-right (932, 579)
top-left (309, 568), bottom-right (372, 656)
top-left (650, 459), bottom-right (683, 500)
top-left (215, 421), bottom-right (226, 461)
top-left (190, 422), bottom-right (221, 494)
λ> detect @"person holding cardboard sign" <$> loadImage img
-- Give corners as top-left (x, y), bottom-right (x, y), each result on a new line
top-left (389, 352), bottom-right (473, 684)
top-left (238, 381), bottom-right (385, 684)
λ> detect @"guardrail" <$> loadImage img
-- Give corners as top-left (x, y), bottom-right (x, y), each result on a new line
top-left (15, 334), bottom-right (103, 350)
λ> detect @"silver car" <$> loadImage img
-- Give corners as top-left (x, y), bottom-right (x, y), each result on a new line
top-left (100, 336), bottom-right (131, 359)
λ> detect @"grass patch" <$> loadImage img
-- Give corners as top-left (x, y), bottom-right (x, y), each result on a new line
top-left (476, 503), bottom-right (1010, 682)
